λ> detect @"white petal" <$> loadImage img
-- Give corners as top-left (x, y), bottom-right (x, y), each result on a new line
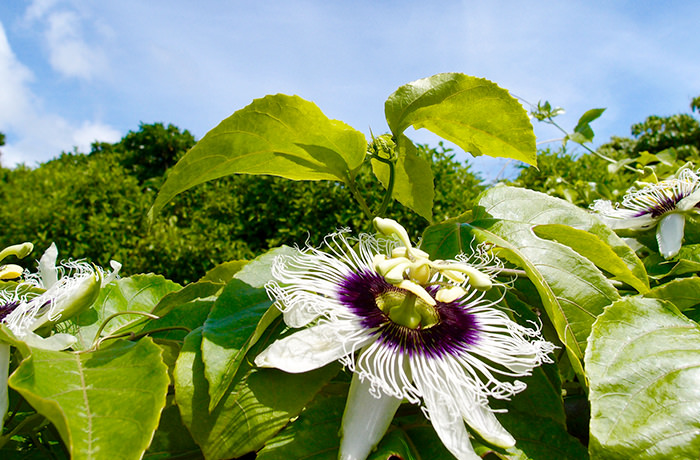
top-left (601, 214), bottom-right (657, 230)
top-left (339, 372), bottom-right (402, 460)
top-left (657, 213), bottom-right (685, 258)
top-left (254, 324), bottom-right (348, 373)
top-left (460, 398), bottom-right (515, 448)
top-left (0, 343), bottom-right (9, 433)
top-left (39, 243), bottom-right (59, 289)
top-left (676, 189), bottom-right (700, 211)
top-left (420, 382), bottom-right (481, 460)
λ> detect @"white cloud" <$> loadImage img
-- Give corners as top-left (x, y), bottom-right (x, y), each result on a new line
top-left (24, 0), bottom-right (107, 80)
top-left (0, 19), bottom-right (120, 166)
top-left (45, 10), bottom-right (104, 80)
top-left (72, 121), bottom-right (121, 152)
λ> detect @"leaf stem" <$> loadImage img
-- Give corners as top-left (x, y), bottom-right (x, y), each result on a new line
top-left (89, 311), bottom-right (160, 351)
top-left (346, 175), bottom-right (374, 220)
top-left (370, 152), bottom-right (397, 218)
top-left (545, 117), bottom-right (642, 174)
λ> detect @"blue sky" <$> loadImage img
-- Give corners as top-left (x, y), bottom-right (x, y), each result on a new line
top-left (1, 1), bottom-right (699, 181)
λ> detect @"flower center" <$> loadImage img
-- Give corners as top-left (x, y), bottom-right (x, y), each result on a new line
top-left (375, 291), bottom-right (439, 329)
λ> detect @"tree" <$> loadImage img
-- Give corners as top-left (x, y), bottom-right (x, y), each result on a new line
top-left (91, 122), bottom-right (196, 183)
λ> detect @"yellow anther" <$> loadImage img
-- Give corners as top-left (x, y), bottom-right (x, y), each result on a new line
top-left (373, 255), bottom-right (411, 284)
top-left (397, 280), bottom-right (436, 306)
top-left (435, 286), bottom-right (467, 303)
top-left (409, 261), bottom-right (432, 285)
top-left (439, 268), bottom-right (466, 283)
top-left (434, 263), bottom-right (492, 291)
top-left (0, 264), bottom-right (23, 280)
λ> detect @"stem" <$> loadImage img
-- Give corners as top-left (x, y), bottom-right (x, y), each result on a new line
top-left (545, 117), bottom-right (642, 174)
top-left (347, 175), bottom-right (374, 220)
top-left (87, 326), bottom-right (192, 352)
top-left (371, 153), bottom-right (397, 218)
top-left (89, 311), bottom-right (160, 351)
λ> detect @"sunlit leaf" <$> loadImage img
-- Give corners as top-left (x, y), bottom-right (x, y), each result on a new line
top-left (644, 276), bottom-right (700, 311)
top-left (477, 186), bottom-right (648, 291)
top-left (9, 338), bottom-right (169, 460)
top-left (533, 224), bottom-right (648, 293)
top-left (385, 73), bottom-right (536, 166)
top-left (586, 297), bottom-right (700, 459)
top-left (150, 94), bottom-right (367, 220)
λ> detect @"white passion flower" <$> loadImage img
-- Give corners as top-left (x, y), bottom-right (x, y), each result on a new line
top-left (591, 168), bottom-right (700, 258)
top-left (254, 218), bottom-right (554, 460)
top-left (0, 243), bottom-right (121, 432)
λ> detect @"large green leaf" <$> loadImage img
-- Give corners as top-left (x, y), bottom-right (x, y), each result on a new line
top-left (201, 280), bottom-right (275, 411)
top-left (385, 73), bottom-right (536, 166)
top-left (421, 217), bottom-right (619, 382)
top-left (533, 224), bottom-right (648, 293)
top-left (585, 297), bottom-right (700, 459)
top-left (201, 246), bottom-right (295, 409)
top-left (175, 325), bottom-right (339, 459)
top-left (68, 275), bottom-right (181, 350)
top-left (9, 338), bottom-right (169, 460)
top-left (477, 185), bottom-right (649, 291)
top-left (150, 94), bottom-right (367, 220)
top-left (371, 134), bottom-right (434, 220)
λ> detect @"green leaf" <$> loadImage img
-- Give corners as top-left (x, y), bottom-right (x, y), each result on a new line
top-left (421, 217), bottom-right (619, 383)
top-left (258, 385), bottom-right (455, 460)
top-left (174, 325), bottom-right (340, 459)
top-left (68, 274), bottom-right (181, 350)
top-left (201, 280), bottom-right (275, 411)
top-left (256, 384), bottom-right (346, 460)
top-left (644, 276), bottom-right (700, 311)
top-left (571, 108), bottom-right (606, 144)
top-left (9, 338), bottom-right (169, 460)
top-left (150, 94), bottom-right (367, 220)
top-left (385, 73), bottom-right (536, 166)
top-left (477, 186), bottom-right (649, 291)
top-left (199, 260), bottom-right (248, 284)
top-left (200, 246), bottom-right (296, 409)
top-left (585, 297), bottom-right (700, 459)
top-left (371, 134), bottom-right (434, 220)
top-left (533, 224), bottom-right (649, 293)
top-left (150, 279), bottom-right (222, 318)
top-left (144, 397), bottom-right (200, 459)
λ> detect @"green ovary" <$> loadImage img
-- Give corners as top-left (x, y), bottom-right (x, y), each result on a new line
top-left (375, 291), bottom-right (439, 329)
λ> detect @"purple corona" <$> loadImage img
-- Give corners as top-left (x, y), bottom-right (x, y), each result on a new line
top-left (255, 218), bottom-right (554, 460)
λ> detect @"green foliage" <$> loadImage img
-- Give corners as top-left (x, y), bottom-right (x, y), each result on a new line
top-left (9, 337), bottom-right (170, 460)
top-left (3, 74), bottom-right (700, 460)
top-left (91, 122), bottom-right (196, 183)
top-left (0, 122), bottom-right (481, 284)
